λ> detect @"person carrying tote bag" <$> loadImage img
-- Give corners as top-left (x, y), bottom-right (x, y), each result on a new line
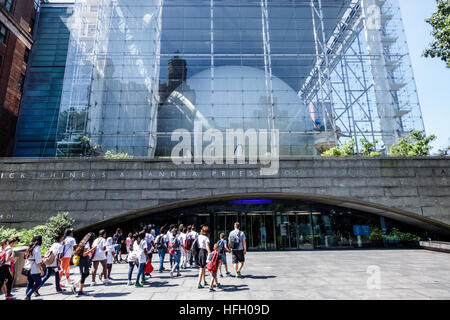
top-left (23, 235), bottom-right (44, 300)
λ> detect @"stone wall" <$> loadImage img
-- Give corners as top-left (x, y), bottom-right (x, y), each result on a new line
top-left (0, 157), bottom-right (449, 229)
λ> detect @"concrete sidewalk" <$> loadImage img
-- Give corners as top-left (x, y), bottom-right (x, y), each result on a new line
top-left (5, 249), bottom-right (450, 300)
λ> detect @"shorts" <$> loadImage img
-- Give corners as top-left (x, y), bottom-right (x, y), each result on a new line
top-left (221, 252), bottom-right (227, 265)
top-left (198, 249), bottom-right (208, 268)
top-left (231, 250), bottom-right (245, 264)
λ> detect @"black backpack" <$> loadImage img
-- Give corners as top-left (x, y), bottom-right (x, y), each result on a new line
top-left (229, 231), bottom-right (240, 250)
top-left (190, 237), bottom-right (199, 256)
top-left (155, 235), bottom-right (165, 249)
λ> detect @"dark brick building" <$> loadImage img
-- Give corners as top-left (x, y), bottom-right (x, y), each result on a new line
top-left (0, 0), bottom-right (37, 156)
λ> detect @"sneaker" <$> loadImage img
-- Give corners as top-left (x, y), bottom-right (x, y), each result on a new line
top-left (219, 273), bottom-right (223, 278)
top-left (217, 283), bottom-right (222, 288)
top-left (135, 283), bottom-right (143, 288)
top-left (177, 272), bottom-right (181, 277)
top-left (209, 287), bottom-right (215, 292)
top-left (91, 281), bottom-right (97, 286)
top-left (5, 295), bottom-right (16, 300)
top-left (226, 272), bottom-right (231, 276)
top-left (141, 280), bottom-right (149, 285)
top-left (103, 279), bottom-right (110, 285)
top-left (128, 281), bottom-right (133, 286)
top-left (34, 290), bottom-right (40, 297)
top-left (204, 281), bottom-right (208, 286)
top-left (197, 285), bottom-right (204, 289)
top-left (159, 269), bottom-right (163, 273)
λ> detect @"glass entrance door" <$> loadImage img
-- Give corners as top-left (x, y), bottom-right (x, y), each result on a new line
top-left (275, 211), bottom-right (314, 250)
top-left (247, 213), bottom-right (276, 250)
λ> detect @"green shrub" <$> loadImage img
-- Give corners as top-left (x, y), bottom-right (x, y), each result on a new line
top-left (389, 131), bottom-right (437, 156)
top-left (321, 139), bottom-right (355, 157)
top-left (104, 150), bottom-right (133, 159)
top-left (0, 212), bottom-right (74, 251)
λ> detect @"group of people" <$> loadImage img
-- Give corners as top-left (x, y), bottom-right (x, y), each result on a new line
top-left (0, 221), bottom-right (248, 299)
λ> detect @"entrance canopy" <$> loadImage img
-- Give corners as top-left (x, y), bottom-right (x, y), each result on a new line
top-left (76, 193), bottom-right (450, 245)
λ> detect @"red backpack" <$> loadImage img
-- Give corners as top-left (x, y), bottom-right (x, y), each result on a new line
top-left (0, 251), bottom-right (6, 266)
top-left (184, 237), bottom-right (193, 251)
top-left (206, 251), bottom-right (220, 273)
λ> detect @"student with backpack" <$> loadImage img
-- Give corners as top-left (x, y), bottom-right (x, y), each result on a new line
top-left (170, 228), bottom-right (182, 278)
top-left (167, 224), bottom-right (177, 269)
top-left (23, 235), bottom-right (44, 300)
top-left (36, 234), bottom-right (65, 295)
top-left (125, 232), bottom-right (133, 261)
top-left (196, 226), bottom-right (211, 289)
top-left (127, 233), bottom-right (138, 286)
top-left (179, 227), bottom-right (188, 269)
top-left (73, 232), bottom-right (97, 296)
top-left (112, 228), bottom-right (124, 263)
top-left (144, 225), bottom-right (155, 266)
top-left (228, 222), bottom-right (247, 278)
top-left (134, 231), bottom-right (150, 287)
top-left (188, 225), bottom-right (199, 267)
top-left (0, 236), bottom-right (18, 300)
top-left (206, 243), bottom-right (223, 292)
top-left (217, 233), bottom-right (231, 277)
top-left (155, 227), bottom-right (168, 272)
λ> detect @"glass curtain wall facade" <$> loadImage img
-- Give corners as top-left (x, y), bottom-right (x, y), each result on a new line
top-left (14, 6), bottom-right (74, 157)
top-left (15, 0), bottom-right (424, 157)
top-left (100, 199), bottom-right (443, 250)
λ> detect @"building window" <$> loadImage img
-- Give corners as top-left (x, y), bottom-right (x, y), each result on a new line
top-left (24, 48), bottom-right (30, 64)
top-left (0, 23), bottom-right (7, 44)
top-left (18, 74), bottom-right (25, 93)
top-left (0, 0), bottom-right (14, 13)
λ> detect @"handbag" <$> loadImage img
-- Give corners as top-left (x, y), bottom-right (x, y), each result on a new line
top-left (144, 261), bottom-right (153, 274)
top-left (21, 267), bottom-right (31, 277)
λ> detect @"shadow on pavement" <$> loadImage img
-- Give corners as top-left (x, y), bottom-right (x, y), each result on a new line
top-left (243, 275), bottom-right (276, 280)
top-left (92, 292), bottom-right (132, 298)
top-left (147, 281), bottom-right (178, 288)
top-left (220, 284), bottom-right (249, 292)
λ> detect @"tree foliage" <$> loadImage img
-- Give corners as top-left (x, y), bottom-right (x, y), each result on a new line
top-left (389, 131), bottom-right (437, 156)
top-left (423, 0), bottom-right (450, 68)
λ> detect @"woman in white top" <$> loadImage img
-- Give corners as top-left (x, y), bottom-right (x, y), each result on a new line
top-left (197, 226), bottom-right (211, 289)
top-left (24, 235), bottom-right (44, 300)
top-left (101, 237), bottom-right (115, 281)
top-left (91, 229), bottom-right (109, 285)
top-left (0, 236), bottom-right (18, 300)
top-left (179, 227), bottom-right (188, 269)
top-left (134, 231), bottom-right (149, 287)
top-left (36, 234), bottom-right (64, 295)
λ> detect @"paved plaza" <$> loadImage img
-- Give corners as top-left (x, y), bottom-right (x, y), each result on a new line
top-left (7, 249), bottom-right (450, 300)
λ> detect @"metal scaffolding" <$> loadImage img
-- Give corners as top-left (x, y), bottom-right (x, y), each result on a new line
top-left (301, 0), bottom-right (424, 154)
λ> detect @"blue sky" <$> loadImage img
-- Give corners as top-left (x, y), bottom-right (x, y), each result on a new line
top-left (48, 0), bottom-right (449, 151)
top-left (397, 0), bottom-right (450, 152)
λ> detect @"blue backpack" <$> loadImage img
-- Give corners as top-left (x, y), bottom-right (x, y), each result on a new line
top-left (217, 240), bottom-right (226, 254)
